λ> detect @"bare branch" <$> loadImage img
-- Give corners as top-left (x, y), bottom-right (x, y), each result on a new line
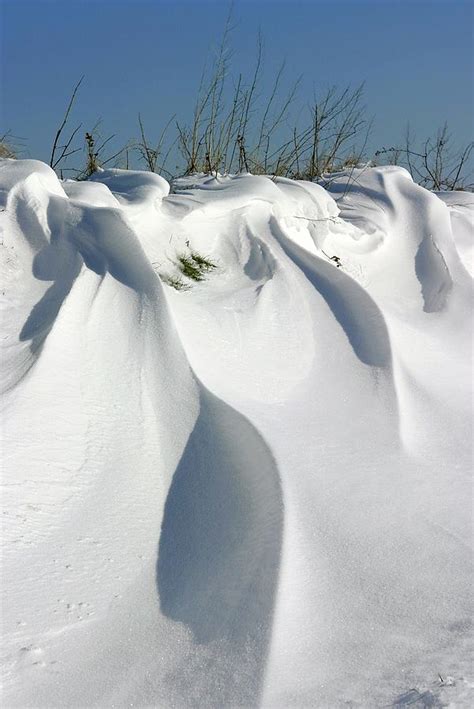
top-left (50, 76), bottom-right (84, 170)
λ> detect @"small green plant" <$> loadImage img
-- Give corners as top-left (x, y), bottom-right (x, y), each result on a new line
top-left (177, 254), bottom-right (206, 281)
top-left (159, 246), bottom-right (217, 290)
top-left (177, 250), bottom-right (218, 281)
top-left (161, 274), bottom-right (190, 291)
top-left (189, 251), bottom-right (217, 272)
top-left (154, 249), bottom-right (217, 290)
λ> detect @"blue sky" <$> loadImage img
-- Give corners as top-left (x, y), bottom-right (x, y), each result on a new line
top-left (1, 0), bottom-right (472, 171)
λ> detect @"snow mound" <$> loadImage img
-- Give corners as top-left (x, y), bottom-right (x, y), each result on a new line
top-left (1, 160), bottom-right (472, 707)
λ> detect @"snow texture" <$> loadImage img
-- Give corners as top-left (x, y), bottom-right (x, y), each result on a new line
top-left (1, 159), bottom-right (473, 707)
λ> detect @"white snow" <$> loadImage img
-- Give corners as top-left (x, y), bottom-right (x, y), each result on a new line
top-left (1, 159), bottom-right (472, 707)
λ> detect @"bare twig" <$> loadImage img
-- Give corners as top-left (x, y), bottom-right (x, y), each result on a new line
top-left (50, 76), bottom-right (84, 170)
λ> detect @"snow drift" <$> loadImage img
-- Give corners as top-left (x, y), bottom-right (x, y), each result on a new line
top-left (1, 159), bottom-right (472, 707)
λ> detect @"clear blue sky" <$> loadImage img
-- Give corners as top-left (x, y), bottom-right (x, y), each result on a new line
top-left (1, 0), bottom-right (472, 170)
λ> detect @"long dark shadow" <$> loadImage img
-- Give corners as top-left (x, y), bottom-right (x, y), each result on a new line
top-left (270, 215), bottom-right (392, 367)
top-left (157, 387), bottom-right (283, 706)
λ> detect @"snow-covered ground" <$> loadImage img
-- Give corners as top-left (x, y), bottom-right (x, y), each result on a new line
top-left (1, 159), bottom-right (472, 707)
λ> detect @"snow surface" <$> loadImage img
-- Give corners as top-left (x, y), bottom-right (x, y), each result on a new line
top-left (1, 159), bottom-right (472, 707)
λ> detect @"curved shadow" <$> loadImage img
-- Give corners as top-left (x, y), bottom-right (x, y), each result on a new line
top-left (19, 196), bottom-right (82, 353)
top-left (20, 197), bottom-right (161, 353)
top-left (157, 387), bottom-right (283, 703)
top-left (244, 227), bottom-right (277, 283)
top-left (70, 207), bottom-right (158, 296)
top-left (415, 234), bottom-right (453, 313)
top-left (270, 215), bottom-right (392, 367)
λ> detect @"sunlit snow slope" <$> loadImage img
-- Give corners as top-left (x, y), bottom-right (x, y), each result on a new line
top-left (1, 159), bottom-right (472, 708)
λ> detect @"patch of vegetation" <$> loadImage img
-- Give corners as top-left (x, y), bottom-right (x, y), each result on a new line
top-left (189, 251), bottom-right (217, 273)
top-left (160, 274), bottom-right (190, 291)
top-left (0, 131), bottom-right (23, 159)
top-left (0, 141), bottom-right (15, 159)
top-left (155, 249), bottom-right (218, 290)
top-left (177, 254), bottom-right (206, 282)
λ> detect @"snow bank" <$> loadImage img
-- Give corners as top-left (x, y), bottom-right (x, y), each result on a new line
top-left (1, 159), bottom-right (472, 707)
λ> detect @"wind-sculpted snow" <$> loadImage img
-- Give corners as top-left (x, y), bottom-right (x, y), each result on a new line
top-left (1, 160), bottom-right (472, 707)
